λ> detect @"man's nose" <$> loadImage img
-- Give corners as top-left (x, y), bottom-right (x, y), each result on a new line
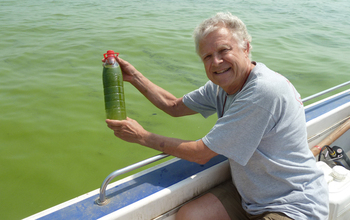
top-left (212, 53), bottom-right (223, 66)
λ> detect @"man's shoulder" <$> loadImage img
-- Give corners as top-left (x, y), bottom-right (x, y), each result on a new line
top-left (248, 63), bottom-right (293, 96)
top-left (239, 62), bottom-right (299, 113)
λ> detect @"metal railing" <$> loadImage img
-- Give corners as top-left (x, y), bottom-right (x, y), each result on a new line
top-left (95, 153), bottom-right (170, 205)
top-left (95, 80), bottom-right (350, 206)
top-left (302, 80), bottom-right (350, 103)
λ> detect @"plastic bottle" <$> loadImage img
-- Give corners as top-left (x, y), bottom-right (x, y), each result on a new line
top-left (102, 50), bottom-right (126, 120)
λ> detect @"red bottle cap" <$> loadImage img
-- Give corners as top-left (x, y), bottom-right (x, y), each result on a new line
top-left (102, 50), bottom-right (119, 62)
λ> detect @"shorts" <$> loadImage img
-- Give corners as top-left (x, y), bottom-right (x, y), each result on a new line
top-left (208, 180), bottom-right (293, 220)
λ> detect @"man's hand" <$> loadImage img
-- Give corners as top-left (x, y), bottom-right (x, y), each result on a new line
top-left (115, 56), bottom-right (140, 83)
top-left (106, 118), bottom-right (148, 145)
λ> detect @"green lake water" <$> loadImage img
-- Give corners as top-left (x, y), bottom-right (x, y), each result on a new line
top-left (0, 0), bottom-right (349, 219)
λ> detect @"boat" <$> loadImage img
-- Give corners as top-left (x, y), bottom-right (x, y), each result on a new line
top-left (24, 81), bottom-right (350, 220)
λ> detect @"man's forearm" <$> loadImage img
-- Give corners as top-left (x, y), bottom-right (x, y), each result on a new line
top-left (141, 132), bottom-right (218, 165)
top-left (130, 73), bottom-right (182, 116)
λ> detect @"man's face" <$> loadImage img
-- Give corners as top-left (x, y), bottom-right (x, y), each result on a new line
top-left (199, 27), bottom-right (251, 94)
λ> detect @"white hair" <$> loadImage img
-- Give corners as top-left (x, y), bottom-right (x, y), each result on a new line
top-left (193, 12), bottom-right (252, 59)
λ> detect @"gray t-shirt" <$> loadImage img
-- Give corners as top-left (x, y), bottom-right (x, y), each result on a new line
top-left (183, 62), bottom-right (329, 220)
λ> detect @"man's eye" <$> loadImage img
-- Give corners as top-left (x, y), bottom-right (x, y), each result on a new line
top-left (221, 48), bottom-right (229, 53)
top-left (203, 55), bottom-right (211, 60)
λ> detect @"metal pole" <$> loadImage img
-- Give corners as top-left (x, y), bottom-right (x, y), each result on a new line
top-left (96, 153), bottom-right (170, 205)
top-left (302, 81), bottom-right (350, 103)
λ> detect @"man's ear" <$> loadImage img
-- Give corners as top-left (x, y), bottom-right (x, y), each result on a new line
top-left (245, 41), bottom-right (250, 53)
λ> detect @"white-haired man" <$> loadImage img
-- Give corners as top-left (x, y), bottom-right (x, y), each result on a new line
top-left (106, 12), bottom-right (329, 220)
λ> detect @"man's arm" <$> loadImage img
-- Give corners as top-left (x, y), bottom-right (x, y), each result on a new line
top-left (106, 118), bottom-right (218, 164)
top-left (117, 57), bottom-right (197, 117)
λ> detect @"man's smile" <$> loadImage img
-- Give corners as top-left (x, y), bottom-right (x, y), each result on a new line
top-left (214, 67), bottom-right (231, 74)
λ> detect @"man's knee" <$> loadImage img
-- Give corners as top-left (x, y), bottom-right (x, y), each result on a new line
top-left (175, 197), bottom-right (204, 220)
top-left (176, 204), bottom-right (196, 220)
top-left (175, 193), bottom-right (230, 220)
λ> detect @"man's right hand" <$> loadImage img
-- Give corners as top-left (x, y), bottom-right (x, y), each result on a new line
top-left (115, 56), bottom-right (140, 83)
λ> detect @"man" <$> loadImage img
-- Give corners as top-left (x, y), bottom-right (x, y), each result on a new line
top-left (106, 12), bottom-right (329, 220)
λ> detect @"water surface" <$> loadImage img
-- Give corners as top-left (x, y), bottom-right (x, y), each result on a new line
top-left (0, 0), bottom-right (349, 219)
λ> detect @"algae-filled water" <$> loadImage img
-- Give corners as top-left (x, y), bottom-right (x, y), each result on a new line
top-left (0, 0), bottom-right (349, 219)
top-left (103, 54), bottom-right (127, 120)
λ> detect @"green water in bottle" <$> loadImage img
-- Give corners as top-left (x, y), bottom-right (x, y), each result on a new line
top-left (102, 50), bottom-right (126, 120)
